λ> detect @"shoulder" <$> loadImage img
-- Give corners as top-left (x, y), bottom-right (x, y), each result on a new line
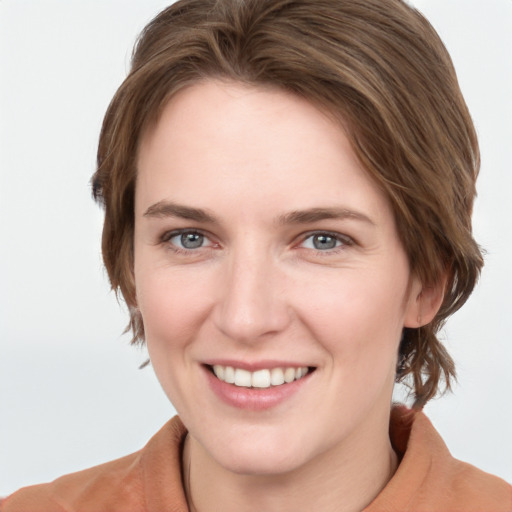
top-left (411, 409), bottom-right (511, 510)
top-left (0, 417), bottom-right (188, 512)
top-left (447, 458), bottom-right (512, 508)
top-left (365, 406), bottom-right (512, 512)
top-left (1, 451), bottom-right (144, 512)
top-left (413, 454), bottom-right (512, 512)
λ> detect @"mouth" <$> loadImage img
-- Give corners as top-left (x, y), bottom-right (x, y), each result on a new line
top-left (207, 364), bottom-right (314, 389)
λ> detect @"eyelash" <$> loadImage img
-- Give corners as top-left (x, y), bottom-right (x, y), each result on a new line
top-left (159, 229), bottom-right (354, 255)
top-left (298, 231), bottom-right (354, 254)
top-left (160, 229), bottom-right (217, 255)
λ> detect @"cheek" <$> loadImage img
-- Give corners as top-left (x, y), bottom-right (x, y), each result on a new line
top-left (134, 265), bottom-right (214, 409)
top-left (135, 264), bottom-right (213, 349)
top-left (298, 266), bottom-right (408, 372)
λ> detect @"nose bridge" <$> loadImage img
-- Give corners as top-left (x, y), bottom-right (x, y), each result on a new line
top-left (214, 241), bottom-right (289, 342)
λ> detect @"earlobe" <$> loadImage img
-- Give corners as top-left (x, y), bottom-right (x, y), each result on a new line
top-left (404, 275), bottom-right (446, 328)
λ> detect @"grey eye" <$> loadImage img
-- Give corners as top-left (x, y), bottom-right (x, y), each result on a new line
top-left (180, 232), bottom-right (204, 249)
top-left (311, 234), bottom-right (339, 250)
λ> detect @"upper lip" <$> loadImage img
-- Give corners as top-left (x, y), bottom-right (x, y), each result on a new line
top-left (202, 359), bottom-right (313, 371)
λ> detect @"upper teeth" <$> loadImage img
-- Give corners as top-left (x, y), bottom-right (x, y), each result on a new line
top-left (212, 365), bottom-right (309, 388)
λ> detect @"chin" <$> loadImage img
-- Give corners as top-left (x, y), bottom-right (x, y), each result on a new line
top-left (218, 446), bottom-right (308, 476)
top-left (201, 425), bottom-right (321, 477)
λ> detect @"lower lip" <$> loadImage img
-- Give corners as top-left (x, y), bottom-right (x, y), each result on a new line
top-left (204, 367), bottom-right (311, 411)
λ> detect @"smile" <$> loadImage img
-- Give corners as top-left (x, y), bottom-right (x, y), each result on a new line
top-left (211, 365), bottom-right (310, 388)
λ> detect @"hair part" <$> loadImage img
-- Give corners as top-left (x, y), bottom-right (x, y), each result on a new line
top-left (92, 0), bottom-right (483, 408)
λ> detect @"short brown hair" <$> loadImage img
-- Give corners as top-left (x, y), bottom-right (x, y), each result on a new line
top-left (92, 0), bottom-right (483, 408)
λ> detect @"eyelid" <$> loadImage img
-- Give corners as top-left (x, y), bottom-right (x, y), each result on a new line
top-left (158, 228), bottom-right (354, 254)
top-left (297, 230), bottom-right (354, 251)
top-left (160, 228), bottom-right (218, 251)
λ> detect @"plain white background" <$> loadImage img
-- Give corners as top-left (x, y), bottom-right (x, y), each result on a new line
top-left (1, 0), bottom-right (511, 496)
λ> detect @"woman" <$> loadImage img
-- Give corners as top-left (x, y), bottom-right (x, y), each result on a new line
top-left (2, 0), bottom-right (510, 510)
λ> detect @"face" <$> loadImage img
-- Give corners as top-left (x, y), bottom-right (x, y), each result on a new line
top-left (134, 81), bottom-right (423, 475)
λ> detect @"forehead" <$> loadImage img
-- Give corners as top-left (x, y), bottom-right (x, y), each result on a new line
top-left (135, 80), bottom-right (390, 222)
top-left (138, 80), bottom-right (347, 167)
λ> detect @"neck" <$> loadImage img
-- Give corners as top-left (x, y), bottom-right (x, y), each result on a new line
top-left (182, 409), bottom-right (398, 512)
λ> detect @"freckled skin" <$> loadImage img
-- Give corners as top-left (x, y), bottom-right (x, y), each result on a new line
top-left (133, 81), bottom-right (438, 510)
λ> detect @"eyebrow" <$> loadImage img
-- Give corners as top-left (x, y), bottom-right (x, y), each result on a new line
top-left (143, 201), bottom-right (374, 226)
top-left (277, 207), bottom-right (375, 226)
top-left (143, 201), bottom-right (217, 223)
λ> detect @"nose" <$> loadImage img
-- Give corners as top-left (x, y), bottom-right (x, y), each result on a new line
top-left (213, 249), bottom-right (291, 344)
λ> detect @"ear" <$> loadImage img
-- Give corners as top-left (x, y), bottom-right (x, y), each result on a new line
top-left (404, 274), bottom-right (447, 328)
